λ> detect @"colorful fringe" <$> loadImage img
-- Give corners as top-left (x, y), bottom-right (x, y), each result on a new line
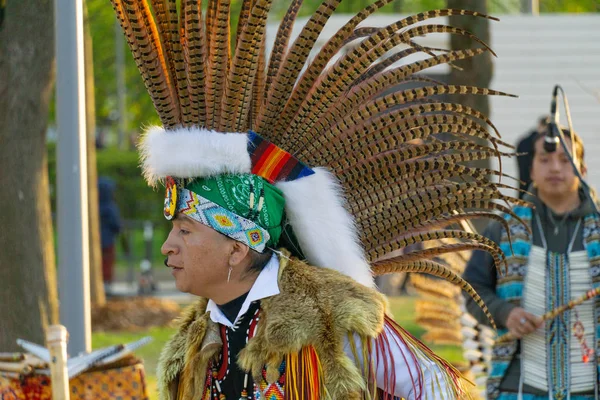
top-left (284, 346), bottom-right (324, 400)
top-left (375, 315), bottom-right (471, 400)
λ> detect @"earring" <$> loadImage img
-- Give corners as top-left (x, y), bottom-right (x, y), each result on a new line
top-left (227, 266), bottom-right (233, 283)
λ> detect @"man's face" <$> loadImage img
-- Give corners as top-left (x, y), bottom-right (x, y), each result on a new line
top-left (530, 136), bottom-right (581, 199)
top-left (161, 214), bottom-right (232, 296)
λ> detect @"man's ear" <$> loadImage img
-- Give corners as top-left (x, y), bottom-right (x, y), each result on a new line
top-left (229, 241), bottom-right (250, 268)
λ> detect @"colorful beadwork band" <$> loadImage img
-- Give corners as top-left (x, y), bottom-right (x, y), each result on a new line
top-left (176, 188), bottom-right (270, 252)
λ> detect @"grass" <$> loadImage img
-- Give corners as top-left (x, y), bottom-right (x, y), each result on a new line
top-left (92, 296), bottom-right (463, 400)
top-left (93, 327), bottom-right (175, 399)
top-left (388, 297), bottom-right (464, 363)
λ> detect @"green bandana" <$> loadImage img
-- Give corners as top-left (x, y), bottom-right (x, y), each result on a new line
top-left (175, 174), bottom-right (285, 252)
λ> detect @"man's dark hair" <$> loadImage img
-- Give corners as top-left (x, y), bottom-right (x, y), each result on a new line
top-left (532, 126), bottom-right (586, 170)
top-left (247, 248), bottom-right (273, 274)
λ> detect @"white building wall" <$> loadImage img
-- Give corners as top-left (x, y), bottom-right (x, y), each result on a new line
top-left (268, 13), bottom-right (600, 193)
top-left (488, 15), bottom-right (600, 194)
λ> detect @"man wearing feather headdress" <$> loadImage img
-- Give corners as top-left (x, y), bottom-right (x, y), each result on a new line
top-left (464, 127), bottom-right (599, 399)
top-left (110, 0), bottom-right (520, 398)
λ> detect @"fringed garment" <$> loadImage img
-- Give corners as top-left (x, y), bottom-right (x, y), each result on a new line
top-left (157, 252), bottom-right (469, 400)
top-left (489, 207), bottom-right (600, 399)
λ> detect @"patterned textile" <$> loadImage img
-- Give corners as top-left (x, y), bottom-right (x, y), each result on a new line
top-left (247, 131), bottom-right (314, 184)
top-left (202, 359), bottom-right (287, 400)
top-left (582, 214), bottom-right (600, 391)
top-left (0, 362), bottom-right (148, 400)
top-left (177, 187), bottom-right (271, 252)
top-left (488, 206), bottom-right (533, 399)
top-left (521, 248), bottom-right (596, 393)
top-left (254, 360), bottom-right (286, 400)
top-left (546, 252), bottom-right (571, 398)
top-left (488, 206), bottom-right (600, 399)
top-left (182, 174), bottom-right (286, 251)
top-left (497, 392), bottom-right (594, 400)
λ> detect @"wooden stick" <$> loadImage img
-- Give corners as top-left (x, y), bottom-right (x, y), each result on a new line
top-left (0, 353), bottom-right (24, 362)
top-left (0, 361), bottom-right (33, 374)
top-left (46, 325), bottom-right (70, 400)
top-left (496, 287), bottom-right (600, 344)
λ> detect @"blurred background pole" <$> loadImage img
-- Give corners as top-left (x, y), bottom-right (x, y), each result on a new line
top-left (115, 18), bottom-right (127, 150)
top-left (55, 0), bottom-right (92, 355)
top-left (521, 0), bottom-right (540, 15)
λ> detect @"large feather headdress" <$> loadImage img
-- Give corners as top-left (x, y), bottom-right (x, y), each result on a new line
top-left (111, 0), bottom-right (523, 321)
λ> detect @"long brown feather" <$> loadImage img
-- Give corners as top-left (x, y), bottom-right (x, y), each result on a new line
top-left (366, 227), bottom-right (507, 276)
top-left (325, 121), bottom-right (506, 172)
top-left (326, 133), bottom-right (510, 178)
top-left (283, 23), bottom-right (497, 146)
top-left (364, 200), bottom-right (528, 261)
top-left (380, 242), bottom-right (503, 280)
top-left (111, 0), bottom-right (151, 87)
top-left (356, 187), bottom-right (508, 236)
top-left (234, 0), bottom-right (255, 48)
top-left (357, 190), bottom-right (527, 240)
top-left (205, 0), bottom-right (231, 129)
top-left (205, 0), bottom-right (217, 58)
top-left (267, 0), bottom-right (395, 139)
top-left (392, 243), bottom-right (495, 264)
top-left (372, 259), bottom-right (496, 329)
top-left (308, 92), bottom-right (505, 165)
top-left (275, 9), bottom-right (497, 144)
top-left (255, 0), bottom-right (342, 136)
top-left (163, 0), bottom-right (190, 124)
top-left (117, 0), bottom-right (181, 127)
top-left (219, 0), bottom-right (273, 132)
top-left (149, 0), bottom-right (179, 100)
top-left (303, 51), bottom-right (489, 148)
top-left (296, 84), bottom-right (515, 160)
top-left (264, 0), bottom-right (304, 95)
top-left (250, 34), bottom-right (266, 130)
top-left (183, 0), bottom-right (207, 125)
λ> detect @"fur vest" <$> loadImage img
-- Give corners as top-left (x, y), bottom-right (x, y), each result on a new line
top-left (156, 253), bottom-right (388, 400)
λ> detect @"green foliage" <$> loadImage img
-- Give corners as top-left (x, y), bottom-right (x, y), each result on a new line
top-left (47, 143), bottom-right (165, 224)
top-left (540, 0), bottom-right (600, 12)
top-left (115, 225), bottom-right (169, 268)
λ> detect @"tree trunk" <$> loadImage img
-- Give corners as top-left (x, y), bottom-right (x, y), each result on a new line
top-left (84, 1), bottom-right (106, 307)
top-left (448, 0), bottom-right (494, 232)
top-left (448, 0), bottom-right (493, 124)
top-left (0, 0), bottom-right (59, 351)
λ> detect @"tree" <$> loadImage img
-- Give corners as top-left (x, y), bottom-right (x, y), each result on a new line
top-left (0, 1), bottom-right (59, 350)
top-left (84, 2), bottom-right (106, 307)
top-left (448, 0), bottom-right (494, 232)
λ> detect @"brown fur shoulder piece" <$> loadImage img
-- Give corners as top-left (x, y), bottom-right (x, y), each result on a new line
top-left (157, 253), bottom-right (388, 399)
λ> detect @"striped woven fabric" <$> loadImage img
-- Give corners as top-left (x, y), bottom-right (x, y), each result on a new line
top-left (247, 131), bottom-right (313, 183)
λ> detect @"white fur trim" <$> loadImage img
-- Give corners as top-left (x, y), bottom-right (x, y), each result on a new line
top-left (276, 168), bottom-right (374, 287)
top-left (138, 126), bottom-right (251, 185)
